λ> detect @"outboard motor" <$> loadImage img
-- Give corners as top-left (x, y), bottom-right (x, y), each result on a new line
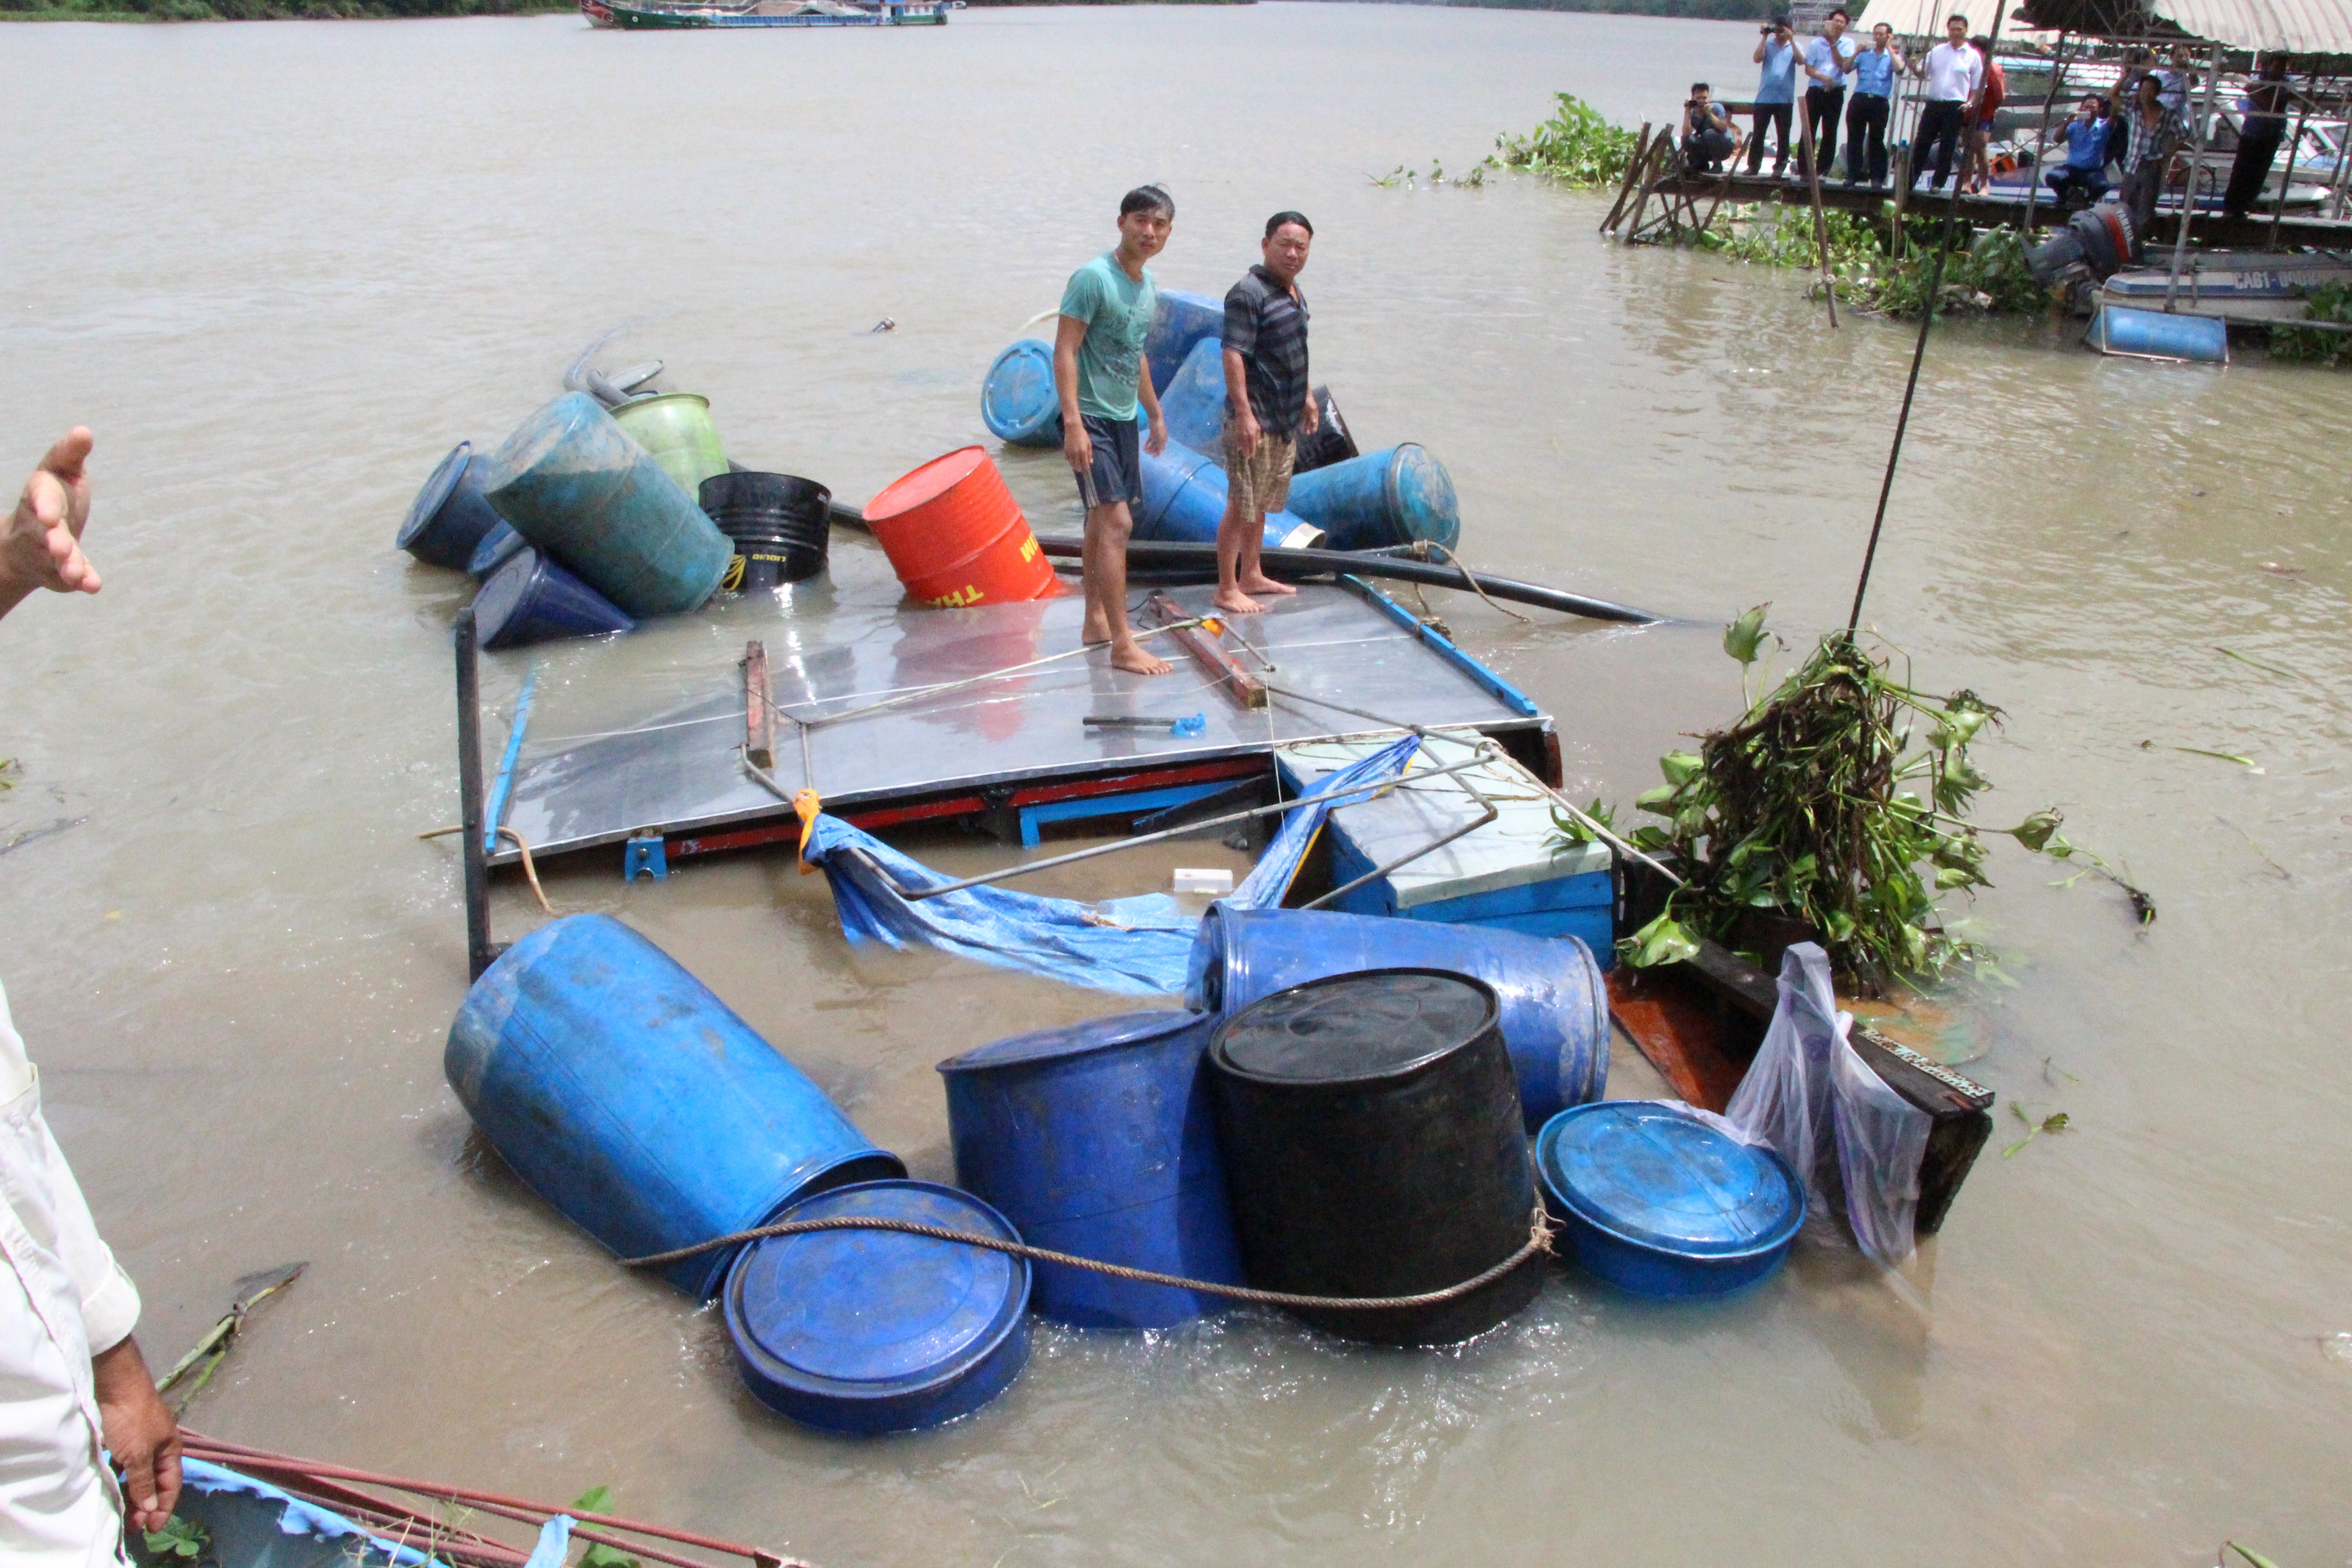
top-left (2026, 206), bottom-right (2142, 291)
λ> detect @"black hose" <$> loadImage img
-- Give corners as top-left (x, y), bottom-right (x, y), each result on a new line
top-left (825, 499), bottom-right (1665, 624)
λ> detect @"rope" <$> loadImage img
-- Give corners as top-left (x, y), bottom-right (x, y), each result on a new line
top-left (622, 1206), bottom-right (1555, 1312)
top-left (419, 824), bottom-right (553, 913)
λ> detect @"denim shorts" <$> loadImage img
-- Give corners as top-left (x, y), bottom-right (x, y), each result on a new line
top-left (1073, 414), bottom-right (1142, 510)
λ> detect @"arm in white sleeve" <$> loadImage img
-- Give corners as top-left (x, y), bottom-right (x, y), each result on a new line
top-left (0, 980), bottom-right (142, 1354)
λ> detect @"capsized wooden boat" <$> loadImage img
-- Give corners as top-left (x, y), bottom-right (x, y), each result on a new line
top-left (598, 0), bottom-right (951, 28)
top-left (1607, 929), bottom-right (1996, 1239)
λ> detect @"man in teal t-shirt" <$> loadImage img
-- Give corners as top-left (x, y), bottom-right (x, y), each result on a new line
top-left (1054, 185), bottom-right (1173, 677)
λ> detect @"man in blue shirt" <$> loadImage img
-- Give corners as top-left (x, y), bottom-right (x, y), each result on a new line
top-left (1843, 22), bottom-right (1902, 186)
top-left (2043, 93), bottom-right (2113, 207)
top-left (1799, 9), bottom-right (1857, 181)
top-left (1748, 17), bottom-right (1798, 177)
top-left (1055, 186), bottom-right (1175, 677)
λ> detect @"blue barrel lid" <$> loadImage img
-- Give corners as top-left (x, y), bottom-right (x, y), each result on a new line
top-left (725, 1180), bottom-right (1028, 1401)
top-left (938, 1009), bottom-right (1206, 1073)
top-left (397, 442), bottom-right (473, 552)
top-left (1214, 970), bottom-right (1497, 1084)
top-left (980, 340), bottom-right (1060, 445)
top-left (1536, 1102), bottom-right (1803, 1258)
top-left (1383, 445), bottom-right (1461, 551)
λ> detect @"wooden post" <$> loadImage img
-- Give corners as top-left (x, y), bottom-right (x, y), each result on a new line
top-left (1144, 593), bottom-right (1266, 709)
top-left (742, 640), bottom-right (774, 770)
top-left (2268, 74), bottom-right (2314, 249)
top-left (1620, 135), bottom-right (1671, 242)
top-left (1798, 103), bottom-right (1842, 325)
top-left (1602, 122), bottom-right (1654, 232)
top-left (455, 608), bottom-right (500, 982)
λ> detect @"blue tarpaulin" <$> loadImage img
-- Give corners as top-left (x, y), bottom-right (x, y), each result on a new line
top-left (798, 735), bottom-right (1422, 994)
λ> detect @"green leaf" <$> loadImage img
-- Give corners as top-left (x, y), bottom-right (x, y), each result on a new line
top-left (572, 1487), bottom-right (613, 1515)
top-left (2174, 746), bottom-right (2261, 769)
top-left (1617, 912), bottom-right (1700, 968)
top-left (1634, 783), bottom-right (1679, 814)
top-left (2226, 1544), bottom-right (2283, 1568)
top-left (2008, 808), bottom-right (2063, 853)
top-left (1723, 605), bottom-right (1769, 667)
top-left (2216, 647), bottom-right (2299, 680)
top-left (1657, 751), bottom-right (1703, 787)
top-left (1930, 706), bottom-right (1987, 749)
top-left (144, 1518), bottom-right (208, 1559)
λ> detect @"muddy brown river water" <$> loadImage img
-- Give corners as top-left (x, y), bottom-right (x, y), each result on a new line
top-left (5, 4), bottom-right (2351, 1563)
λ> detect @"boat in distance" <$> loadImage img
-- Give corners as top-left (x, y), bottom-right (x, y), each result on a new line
top-left (583, 0), bottom-right (952, 28)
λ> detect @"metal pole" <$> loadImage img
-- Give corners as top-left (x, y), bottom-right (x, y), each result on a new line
top-left (2268, 74), bottom-right (2315, 249)
top-left (455, 608), bottom-right (498, 982)
top-left (2327, 76), bottom-right (2352, 219)
top-left (2164, 45), bottom-right (2220, 311)
top-left (2021, 32), bottom-right (2073, 236)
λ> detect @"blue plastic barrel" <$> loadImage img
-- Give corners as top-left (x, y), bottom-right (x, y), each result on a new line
top-left (474, 547), bottom-right (636, 650)
top-left (396, 441), bottom-right (503, 569)
top-left (980, 339), bottom-right (1063, 447)
top-left (444, 914), bottom-right (904, 1298)
top-left (723, 1179), bottom-right (1030, 1434)
top-left (1186, 904), bottom-right (1606, 1129)
top-left (937, 1010), bottom-right (1244, 1328)
top-left (1137, 445), bottom-right (1325, 552)
top-left (2091, 305), bottom-right (2230, 363)
top-left (477, 392), bottom-right (732, 619)
top-left (1535, 1102), bottom-right (1804, 1298)
top-left (467, 519), bottom-right (528, 580)
top-left (1283, 445), bottom-right (1460, 552)
top-left (1155, 336), bottom-right (1229, 452)
top-left (1144, 288), bottom-right (1225, 395)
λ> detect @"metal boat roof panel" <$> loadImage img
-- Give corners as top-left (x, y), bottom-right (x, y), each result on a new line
top-left (487, 549), bottom-right (1544, 861)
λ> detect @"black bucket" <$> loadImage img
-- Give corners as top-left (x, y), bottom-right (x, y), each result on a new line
top-left (1292, 386), bottom-right (1360, 476)
top-left (1207, 969), bottom-right (1542, 1347)
top-left (699, 471), bottom-right (832, 592)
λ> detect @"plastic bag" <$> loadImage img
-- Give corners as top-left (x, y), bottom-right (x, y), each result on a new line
top-left (1726, 942), bottom-right (1931, 1271)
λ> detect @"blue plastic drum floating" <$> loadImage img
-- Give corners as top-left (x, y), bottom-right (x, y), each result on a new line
top-left (980, 339), bottom-right (1063, 447)
top-left (467, 519), bottom-right (529, 580)
top-left (1144, 288), bottom-right (1225, 395)
top-left (938, 1009), bottom-right (1245, 1329)
top-left (1283, 444), bottom-right (1460, 552)
top-left (1535, 1101), bottom-right (1804, 1299)
top-left (397, 441), bottom-right (504, 569)
top-left (724, 1180), bottom-right (1031, 1435)
top-left (474, 547), bottom-right (637, 650)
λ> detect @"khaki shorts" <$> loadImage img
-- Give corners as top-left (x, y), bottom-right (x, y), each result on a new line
top-left (1221, 417), bottom-right (1296, 519)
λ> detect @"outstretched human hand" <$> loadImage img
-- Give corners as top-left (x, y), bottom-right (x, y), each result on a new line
top-left (3, 427), bottom-right (101, 621)
top-left (93, 1336), bottom-right (181, 1535)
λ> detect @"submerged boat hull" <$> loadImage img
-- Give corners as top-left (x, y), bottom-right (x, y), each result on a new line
top-left (2099, 248), bottom-right (2352, 323)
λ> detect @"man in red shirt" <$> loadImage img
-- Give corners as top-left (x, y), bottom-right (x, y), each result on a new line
top-left (1960, 34), bottom-right (2006, 193)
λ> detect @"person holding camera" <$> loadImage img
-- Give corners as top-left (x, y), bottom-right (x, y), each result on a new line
top-left (1749, 17), bottom-right (1799, 178)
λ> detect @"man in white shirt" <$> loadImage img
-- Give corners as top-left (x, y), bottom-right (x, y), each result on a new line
top-left (1909, 13), bottom-right (1985, 191)
top-left (1798, 8), bottom-right (1857, 181)
top-left (1, 427), bottom-right (181, 1567)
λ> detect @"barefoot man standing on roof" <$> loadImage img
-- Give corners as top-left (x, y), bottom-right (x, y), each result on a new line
top-left (1214, 211), bottom-right (1318, 617)
top-left (1055, 185), bottom-right (1175, 676)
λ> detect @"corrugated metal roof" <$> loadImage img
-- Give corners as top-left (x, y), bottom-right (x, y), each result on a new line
top-left (1859, 0), bottom-right (2352, 52)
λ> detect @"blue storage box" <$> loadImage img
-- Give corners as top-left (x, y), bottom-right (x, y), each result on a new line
top-left (1274, 738), bottom-right (1616, 963)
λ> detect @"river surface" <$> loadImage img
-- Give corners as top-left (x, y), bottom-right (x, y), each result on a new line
top-left (5, 4), bottom-right (2351, 1564)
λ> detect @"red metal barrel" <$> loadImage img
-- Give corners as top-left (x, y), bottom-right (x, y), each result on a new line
top-left (864, 447), bottom-right (1059, 608)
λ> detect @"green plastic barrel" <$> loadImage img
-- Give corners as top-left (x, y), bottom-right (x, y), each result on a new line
top-left (480, 393), bottom-right (731, 619)
top-left (612, 392), bottom-right (730, 494)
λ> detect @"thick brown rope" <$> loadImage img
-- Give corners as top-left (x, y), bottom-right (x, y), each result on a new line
top-left (622, 1205), bottom-right (1554, 1312)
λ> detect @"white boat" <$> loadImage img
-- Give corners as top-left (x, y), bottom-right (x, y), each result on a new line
top-left (2097, 248), bottom-right (2352, 322)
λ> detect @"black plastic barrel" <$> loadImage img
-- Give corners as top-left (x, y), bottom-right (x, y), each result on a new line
top-left (699, 471), bottom-right (831, 591)
top-left (1207, 969), bottom-right (1543, 1346)
top-left (1291, 386), bottom-right (1359, 476)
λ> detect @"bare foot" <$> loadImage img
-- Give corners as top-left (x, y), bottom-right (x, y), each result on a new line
top-left (1238, 573), bottom-right (1296, 598)
top-left (1212, 587), bottom-right (1266, 616)
top-left (1109, 639), bottom-right (1173, 676)
top-left (1082, 612), bottom-right (1111, 647)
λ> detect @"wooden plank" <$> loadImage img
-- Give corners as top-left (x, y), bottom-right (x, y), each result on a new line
top-left (742, 640), bottom-right (774, 770)
top-left (1144, 592), bottom-right (1266, 709)
top-left (1602, 122), bottom-right (1654, 233)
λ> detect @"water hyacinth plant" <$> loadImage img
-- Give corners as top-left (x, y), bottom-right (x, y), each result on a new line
top-left (1494, 94), bottom-right (1642, 189)
top-left (1598, 609), bottom-right (2122, 989)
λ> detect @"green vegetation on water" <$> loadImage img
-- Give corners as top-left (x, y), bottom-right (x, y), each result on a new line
top-left (1576, 608), bottom-right (2132, 990)
top-left (2270, 280), bottom-right (2352, 368)
top-left (1693, 201), bottom-right (2053, 319)
top-left (1494, 93), bottom-right (1643, 189)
